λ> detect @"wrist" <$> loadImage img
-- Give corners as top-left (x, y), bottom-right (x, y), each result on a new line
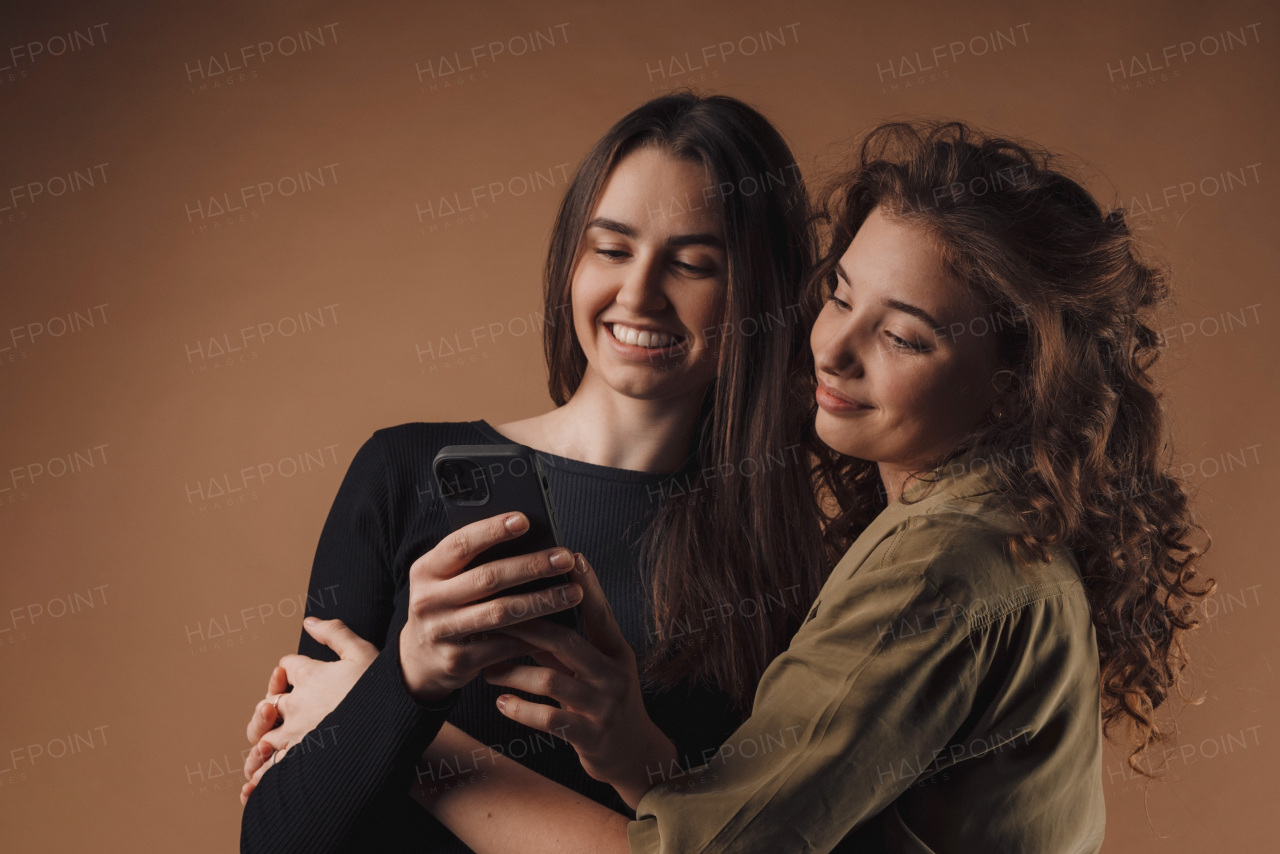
top-left (397, 626), bottom-right (452, 704)
top-left (615, 726), bottom-right (678, 810)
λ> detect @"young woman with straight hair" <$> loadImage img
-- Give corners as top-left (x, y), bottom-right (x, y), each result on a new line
top-left (237, 92), bottom-right (835, 854)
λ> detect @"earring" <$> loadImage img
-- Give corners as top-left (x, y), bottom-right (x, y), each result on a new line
top-left (990, 370), bottom-right (1015, 420)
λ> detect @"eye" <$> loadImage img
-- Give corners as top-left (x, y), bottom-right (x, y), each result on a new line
top-left (886, 331), bottom-right (931, 353)
top-left (826, 280), bottom-right (851, 311)
top-left (674, 260), bottom-right (715, 277)
top-left (594, 248), bottom-right (629, 261)
top-left (824, 271), bottom-right (854, 309)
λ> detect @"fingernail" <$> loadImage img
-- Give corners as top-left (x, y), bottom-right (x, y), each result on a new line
top-left (504, 513), bottom-right (527, 532)
top-left (549, 549), bottom-right (572, 568)
top-left (495, 696), bottom-right (507, 710)
top-left (303, 616), bottom-right (318, 626)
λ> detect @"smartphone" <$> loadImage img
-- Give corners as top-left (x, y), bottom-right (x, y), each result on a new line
top-left (432, 444), bottom-right (578, 630)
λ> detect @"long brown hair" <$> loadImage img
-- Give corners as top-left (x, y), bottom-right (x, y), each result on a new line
top-left (542, 93), bottom-right (827, 708)
top-left (807, 120), bottom-right (1215, 774)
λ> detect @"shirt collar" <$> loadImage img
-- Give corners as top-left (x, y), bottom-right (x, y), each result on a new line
top-left (898, 444), bottom-right (1002, 506)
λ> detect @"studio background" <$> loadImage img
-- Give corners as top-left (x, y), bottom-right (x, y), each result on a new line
top-left (1, 0), bottom-right (1275, 851)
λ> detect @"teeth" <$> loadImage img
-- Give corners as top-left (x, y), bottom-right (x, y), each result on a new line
top-left (611, 323), bottom-right (679, 349)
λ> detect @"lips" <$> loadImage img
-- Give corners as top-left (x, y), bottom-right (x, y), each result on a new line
top-left (605, 321), bottom-right (685, 350)
top-left (816, 380), bottom-right (873, 411)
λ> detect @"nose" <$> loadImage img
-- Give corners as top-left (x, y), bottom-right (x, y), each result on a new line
top-left (614, 250), bottom-right (668, 314)
top-left (810, 311), bottom-right (864, 379)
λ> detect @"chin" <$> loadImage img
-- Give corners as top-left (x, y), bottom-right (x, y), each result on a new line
top-left (602, 373), bottom-right (694, 402)
top-left (606, 359), bottom-right (715, 400)
top-left (813, 412), bottom-right (862, 458)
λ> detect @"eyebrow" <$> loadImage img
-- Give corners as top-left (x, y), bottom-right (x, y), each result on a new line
top-left (587, 217), bottom-right (724, 249)
top-left (835, 262), bottom-right (943, 330)
top-left (884, 299), bottom-right (942, 330)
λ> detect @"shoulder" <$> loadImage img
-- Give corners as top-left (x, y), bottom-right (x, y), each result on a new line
top-left (869, 493), bottom-right (1088, 634)
top-left (322, 422), bottom-right (493, 558)
top-left (367, 421), bottom-right (487, 453)
top-left (858, 495), bottom-right (1100, 706)
top-left (358, 422), bottom-right (492, 472)
top-left (340, 421), bottom-right (493, 508)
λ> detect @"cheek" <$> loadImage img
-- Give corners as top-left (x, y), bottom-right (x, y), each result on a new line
top-left (704, 283), bottom-right (729, 324)
top-left (680, 287), bottom-right (727, 344)
top-left (568, 278), bottom-right (600, 353)
top-left (878, 360), bottom-right (958, 428)
top-left (887, 361), bottom-right (985, 442)
top-left (571, 307), bottom-right (592, 351)
top-left (933, 344), bottom-right (1000, 424)
top-left (570, 268), bottom-right (605, 321)
top-left (879, 369), bottom-right (925, 416)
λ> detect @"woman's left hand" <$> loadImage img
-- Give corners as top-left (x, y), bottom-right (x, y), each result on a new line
top-left (483, 554), bottom-right (677, 809)
top-left (239, 617), bottom-right (378, 805)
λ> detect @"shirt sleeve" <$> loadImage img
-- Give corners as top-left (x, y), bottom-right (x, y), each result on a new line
top-left (240, 434), bottom-right (452, 854)
top-left (627, 526), bottom-right (982, 853)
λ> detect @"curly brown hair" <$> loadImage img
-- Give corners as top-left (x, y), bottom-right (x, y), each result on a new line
top-left (805, 120), bottom-right (1215, 775)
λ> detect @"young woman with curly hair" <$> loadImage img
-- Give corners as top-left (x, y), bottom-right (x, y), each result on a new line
top-left (294, 119), bottom-right (1214, 853)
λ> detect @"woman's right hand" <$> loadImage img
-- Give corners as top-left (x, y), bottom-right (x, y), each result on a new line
top-left (482, 554), bottom-right (677, 809)
top-left (398, 511), bottom-right (583, 703)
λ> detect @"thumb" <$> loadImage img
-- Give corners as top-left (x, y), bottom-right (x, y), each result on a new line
top-left (303, 617), bottom-right (373, 660)
top-left (267, 664), bottom-right (289, 696)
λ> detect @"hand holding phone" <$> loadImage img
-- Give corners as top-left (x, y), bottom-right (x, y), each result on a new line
top-left (395, 444), bottom-right (583, 703)
top-left (432, 444), bottom-right (579, 630)
top-left (398, 510), bottom-right (583, 703)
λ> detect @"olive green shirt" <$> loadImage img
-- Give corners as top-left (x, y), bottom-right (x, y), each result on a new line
top-left (628, 452), bottom-right (1105, 853)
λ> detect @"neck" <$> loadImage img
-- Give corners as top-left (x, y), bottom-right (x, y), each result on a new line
top-left (494, 370), bottom-right (707, 473)
top-left (878, 443), bottom-right (979, 503)
top-left (877, 462), bottom-right (912, 504)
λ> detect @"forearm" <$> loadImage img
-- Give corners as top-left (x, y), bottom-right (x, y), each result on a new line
top-left (242, 645), bottom-right (454, 854)
top-left (611, 725), bottom-right (677, 810)
top-left (411, 724), bottom-right (631, 854)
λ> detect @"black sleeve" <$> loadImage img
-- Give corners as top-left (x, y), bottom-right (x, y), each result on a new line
top-left (239, 434), bottom-right (450, 854)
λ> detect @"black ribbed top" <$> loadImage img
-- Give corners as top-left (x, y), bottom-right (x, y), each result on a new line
top-left (240, 421), bottom-right (741, 853)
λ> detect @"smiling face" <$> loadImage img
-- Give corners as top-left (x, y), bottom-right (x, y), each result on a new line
top-left (570, 145), bottom-right (729, 404)
top-left (810, 206), bottom-right (1003, 496)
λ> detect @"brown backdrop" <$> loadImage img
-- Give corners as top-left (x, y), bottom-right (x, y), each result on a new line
top-left (1, 0), bottom-right (1275, 850)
